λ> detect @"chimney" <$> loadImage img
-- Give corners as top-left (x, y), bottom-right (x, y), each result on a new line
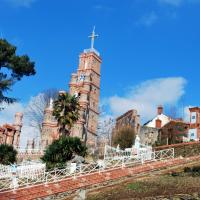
top-left (157, 105), bottom-right (163, 115)
top-left (155, 119), bottom-right (162, 128)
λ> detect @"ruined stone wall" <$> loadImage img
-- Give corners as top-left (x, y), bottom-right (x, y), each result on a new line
top-left (139, 126), bottom-right (159, 146)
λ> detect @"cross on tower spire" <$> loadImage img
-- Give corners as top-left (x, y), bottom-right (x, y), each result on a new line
top-left (88, 26), bottom-right (99, 49)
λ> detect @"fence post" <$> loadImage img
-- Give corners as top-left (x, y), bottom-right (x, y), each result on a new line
top-left (73, 165), bottom-right (77, 180)
top-left (141, 154), bottom-right (144, 165)
top-left (153, 151), bottom-right (156, 161)
top-left (172, 148), bottom-right (175, 158)
top-left (12, 174), bottom-right (19, 191)
top-left (79, 164), bottom-right (82, 174)
top-left (11, 164), bottom-right (19, 191)
top-left (45, 173), bottom-right (48, 186)
top-left (54, 168), bottom-right (57, 182)
top-left (122, 157), bottom-right (125, 168)
top-left (160, 150), bottom-right (163, 161)
top-left (73, 172), bottom-right (76, 180)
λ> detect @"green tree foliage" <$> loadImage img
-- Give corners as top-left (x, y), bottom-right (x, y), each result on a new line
top-left (41, 136), bottom-right (87, 169)
top-left (113, 127), bottom-right (136, 150)
top-left (0, 39), bottom-right (36, 104)
top-left (0, 144), bottom-right (17, 165)
top-left (53, 92), bottom-right (80, 136)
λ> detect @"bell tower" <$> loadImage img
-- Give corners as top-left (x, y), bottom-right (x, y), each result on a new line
top-left (69, 27), bottom-right (102, 148)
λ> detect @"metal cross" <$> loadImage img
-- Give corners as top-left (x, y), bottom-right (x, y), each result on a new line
top-left (88, 26), bottom-right (99, 49)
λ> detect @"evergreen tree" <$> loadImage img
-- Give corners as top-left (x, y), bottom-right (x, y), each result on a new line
top-left (0, 39), bottom-right (36, 104)
top-left (0, 144), bottom-right (17, 165)
top-left (41, 136), bottom-right (87, 169)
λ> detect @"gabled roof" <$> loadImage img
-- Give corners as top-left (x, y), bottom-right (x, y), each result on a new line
top-left (144, 114), bottom-right (171, 128)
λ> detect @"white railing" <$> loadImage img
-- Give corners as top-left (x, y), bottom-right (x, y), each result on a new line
top-left (103, 145), bottom-right (153, 161)
top-left (0, 162), bottom-right (46, 179)
top-left (153, 148), bottom-right (174, 160)
top-left (0, 148), bottom-right (174, 193)
top-left (17, 149), bottom-right (44, 155)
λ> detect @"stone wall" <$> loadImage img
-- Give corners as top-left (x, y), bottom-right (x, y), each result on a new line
top-left (139, 126), bottom-right (159, 145)
top-left (154, 141), bottom-right (200, 158)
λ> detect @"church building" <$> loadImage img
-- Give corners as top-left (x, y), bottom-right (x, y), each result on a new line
top-left (69, 28), bottom-right (101, 148)
top-left (41, 28), bottom-right (102, 149)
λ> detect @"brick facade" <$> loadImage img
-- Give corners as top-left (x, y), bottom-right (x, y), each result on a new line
top-left (69, 50), bottom-right (102, 148)
top-left (113, 109), bottom-right (140, 134)
top-left (41, 103), bottom-right (58, 149)
top-left (40, 48), bottom-right (101, 149)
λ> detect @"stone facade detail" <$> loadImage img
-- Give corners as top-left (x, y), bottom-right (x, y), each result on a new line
top-left (139, 126), bottom-right (159, 146)
top-left (69, 49), bottom-right (102, 148)
top-left (0, 112), bottom-right (23, 148)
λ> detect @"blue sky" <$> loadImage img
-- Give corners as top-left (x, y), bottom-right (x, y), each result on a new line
top-left (0, 0), bottom-right (200, 125)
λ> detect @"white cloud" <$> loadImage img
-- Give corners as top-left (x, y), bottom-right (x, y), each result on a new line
top-left (137, 12), bottom-right (158, 27)
top-left (4, 0), bottom-right (36, 7)
top-left (0, 102), bottom-right (24, 125)
top-left (107, 77), bottom-right (187, 123)
top-left (184, 106), bottom-right (190, 122)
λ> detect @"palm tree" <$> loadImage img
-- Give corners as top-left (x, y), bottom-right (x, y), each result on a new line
top-left (53, 92), bottom-right (80, 136)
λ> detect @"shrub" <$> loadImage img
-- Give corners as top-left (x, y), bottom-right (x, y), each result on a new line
top-left (41, 136), bottom-right (87, 169)
top-left (183, 166), bottom-right (200, 176)
top-left (192, 166), bottom-right (200, 175)
top-left (184, 167), bottom-right (192, 173)
top-left (0, 144), bottom-right (17, 165)
top-left (112, 127), bottom-right (136, 150)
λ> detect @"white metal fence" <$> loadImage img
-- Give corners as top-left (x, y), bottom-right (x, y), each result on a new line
top-left (0, 148), bottom-right (174, 193)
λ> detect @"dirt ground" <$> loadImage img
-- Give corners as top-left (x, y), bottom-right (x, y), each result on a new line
top-left (86, 167), bottom-right (200, 200)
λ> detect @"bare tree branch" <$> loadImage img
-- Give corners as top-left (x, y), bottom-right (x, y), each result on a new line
top-left (24, 88), bottom-right (59, 136)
